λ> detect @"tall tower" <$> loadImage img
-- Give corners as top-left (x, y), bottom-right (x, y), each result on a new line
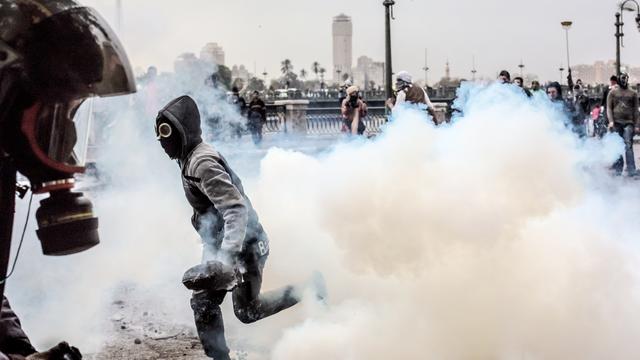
top-left (200, 43), bottom-right (225, 66)
top-left (332, 14), bottom-right (353, 82)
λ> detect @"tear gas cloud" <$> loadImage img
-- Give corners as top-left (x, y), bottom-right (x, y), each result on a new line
top-left (7, 79), bottom-right (640, 359)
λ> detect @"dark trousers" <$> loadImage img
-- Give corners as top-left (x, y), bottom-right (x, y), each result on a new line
top-left (612, 123), bottom-right (637, 175)
top-left (190, 253), bottom-right (299, 359)
top-left (247, 116), bottom-right (264, 145)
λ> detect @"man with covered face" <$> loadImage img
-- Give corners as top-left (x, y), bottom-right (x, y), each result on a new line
top-left (387, 71), bottom-right (437, 122)
top-left (154, 96), bottom-right (325, 359)
top-left (341, 85), bottom-right (367, 135)
top-left (607, 72), bottom-right (639, 176)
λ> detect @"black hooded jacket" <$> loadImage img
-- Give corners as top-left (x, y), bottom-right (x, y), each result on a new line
top-left (157, 96), bottom-right (267, 257)
top-left (0, 297), bottom-right (36, 360)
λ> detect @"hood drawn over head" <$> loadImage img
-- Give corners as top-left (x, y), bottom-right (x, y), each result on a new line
top-left (156, 95), bottom-right (202, 159)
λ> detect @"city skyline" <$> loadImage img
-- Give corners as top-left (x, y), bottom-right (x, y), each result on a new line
top-left (83, 0), bottom-right (637, 84)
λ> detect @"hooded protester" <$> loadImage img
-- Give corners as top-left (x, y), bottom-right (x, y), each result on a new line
top-left (155, 96), bottom-right (325, 360)
top-left (570, 84), bottom-right (590, 137)
top-left (607, 73), bottom-right (639, 176)
top-left (387, 71), bottom-right (437, 122)
top-left (341, 86), bottom-right (368, 135)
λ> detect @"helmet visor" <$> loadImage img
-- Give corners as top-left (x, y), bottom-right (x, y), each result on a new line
top-left (24, 6), bottom-right (136, 101)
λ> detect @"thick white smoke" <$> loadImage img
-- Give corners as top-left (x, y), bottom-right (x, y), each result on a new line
top-left (6, 80), bottom-right (639, 360)
top-left (250, 83), bottom-right (640, 359)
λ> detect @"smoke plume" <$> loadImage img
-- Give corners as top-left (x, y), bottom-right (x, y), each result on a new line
top-left (7, 80), bottom-right (640, 360)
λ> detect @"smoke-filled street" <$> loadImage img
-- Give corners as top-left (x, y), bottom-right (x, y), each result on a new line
top-left (2, 1), bottom-right (640, 360)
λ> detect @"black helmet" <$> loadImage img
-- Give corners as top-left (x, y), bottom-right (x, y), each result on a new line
top-left (0, 0), bottom-right (136, 256)
top-left (0, 0), bottom-right (136, 183)
top-left (0, 0), bottom-right (136, 102)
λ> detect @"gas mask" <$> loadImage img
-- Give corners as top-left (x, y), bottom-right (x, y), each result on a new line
top-left (156, 120), bottom-right (182, 160)
top-left (349, 93), bottom-right (359, 107)
top-left (619, 73), bottom-right (629, 89)
top-left (0, 4), bottom-right (136, 255)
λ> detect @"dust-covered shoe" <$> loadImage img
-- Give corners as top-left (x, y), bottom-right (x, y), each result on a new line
top-left (182, 261), bottom-right (238, 291)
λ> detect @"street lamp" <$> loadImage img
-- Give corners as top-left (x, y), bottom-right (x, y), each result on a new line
top-left (615, 0), bottom-right (640, 76)
top-left (559, 65), bottom-right (565, 82)
top-left (422, 48), bottom-right (429, 86)
top-left (471, 56), bottom-right (477, 81)
top-left (561, 21), bottom-right (572, 85)
top-left (518, 59), bottom-right (525, 77)
top-left (383, 0), bottom-right (395, 101)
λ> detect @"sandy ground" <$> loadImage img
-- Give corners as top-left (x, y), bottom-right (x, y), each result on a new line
top-left (84, 286), bottom-right (258, 360)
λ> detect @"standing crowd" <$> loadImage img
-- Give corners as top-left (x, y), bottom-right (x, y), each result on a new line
top-left (498, 69), bottom-right (638, 177)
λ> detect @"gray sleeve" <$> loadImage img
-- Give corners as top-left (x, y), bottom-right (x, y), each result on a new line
top-left (194, 159), bottom-right (248, 255)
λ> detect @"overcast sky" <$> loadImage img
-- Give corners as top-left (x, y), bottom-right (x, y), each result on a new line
top-left (83, 0), bottom-right (638, 83)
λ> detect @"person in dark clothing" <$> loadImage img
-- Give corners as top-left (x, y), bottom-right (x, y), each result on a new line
top-left (155, 96), bottom-right (325, 360)
top-left (246, 91), bottom-right (266, 145)
top-left (0, 297), bottom-right (35, 360)
top-left (607, 73), bottom-right (639, 176)
top-left (513, 77), bottom-right (532, 97)
top-left (498, 70), bottom-right (511, 84)
top-left (227, 87), bottom-right (246, 139)
top-left (546, 82), bottom-right (564, 103)
top-left (547, 81), bottom-right (576, 126)
top-left (564, 84), bottom-right (591, 137)
top-left (0, 298), bottom-right (80, 360)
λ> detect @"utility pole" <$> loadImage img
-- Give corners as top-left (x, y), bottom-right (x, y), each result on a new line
top-left (561, 21), bottom-right (573, 85)
top-left (422, 48), bottom-right (429, 86)
top-left (383, 0), bottom-right (396, 101)
top-left (614, 1), bottom-right (640, 77)
top-left (518, 59), bottom-right (525, 77)
top-left (616, 12), bottom-right (623, 77)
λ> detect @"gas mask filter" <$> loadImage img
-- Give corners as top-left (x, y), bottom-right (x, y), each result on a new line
top-left (17, 100), bottom-right (100, 255)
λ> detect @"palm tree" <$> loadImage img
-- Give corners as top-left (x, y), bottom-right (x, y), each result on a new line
top-left (280, 59), bottom-right (293, 76)
top-left (300, 69), bottom-right (307, 80)
top-left (311, 61), bottom-right (320, 80)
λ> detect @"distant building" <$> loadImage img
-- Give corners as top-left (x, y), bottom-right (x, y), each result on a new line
top-left (332, 14), bottom-right (353, 82)
top-left (174, 52), bottom-right (214, 84)
top-left (231, 64), bottom-right (251, 83)
top-left (200, 42), bottom-right (225, 66)
top-left (351, 56), bottom-right (384, 90)
top-left (572, 60), bottom-right (619, 85)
